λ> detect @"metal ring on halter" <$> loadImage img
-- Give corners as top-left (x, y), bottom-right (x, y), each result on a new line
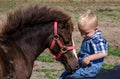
top-left (61, 46), bottom-right (68, 53)
top-left (54, 34), bottom-right (59, 40)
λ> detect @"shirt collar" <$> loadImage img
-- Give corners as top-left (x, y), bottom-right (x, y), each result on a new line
top-left (84, 30), bottom-right (102, 41)
top-left (92, 30), bottom-right (102, 39)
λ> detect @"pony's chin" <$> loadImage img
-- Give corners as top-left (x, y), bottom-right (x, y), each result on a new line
top-left (63, 64), bottom-right (77, 72)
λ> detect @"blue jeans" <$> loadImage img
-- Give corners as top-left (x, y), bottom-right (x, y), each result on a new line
top-left (59, 65), bottom-right (100, 79)
top-left (59, 70), bottom-right (72, 79)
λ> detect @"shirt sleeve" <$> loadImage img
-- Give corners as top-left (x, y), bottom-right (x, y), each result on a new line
top-left (91, 38), bottom-right (108, 53)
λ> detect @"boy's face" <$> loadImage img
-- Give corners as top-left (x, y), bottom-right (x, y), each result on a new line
top-left (78, 25), bottom-right (98, 39)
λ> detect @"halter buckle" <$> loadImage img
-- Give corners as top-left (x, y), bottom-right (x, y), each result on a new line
top-left (61, 46), bottom-right (68, 53)
top-left (53, 34), bottom-right (59, 40)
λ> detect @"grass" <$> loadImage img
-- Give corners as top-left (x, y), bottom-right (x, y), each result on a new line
top-left (35, 68), bottom-right (62, 79)
top-left (102, 63), bottom-right (115, 69)
top-left (108, 47), bottom-right (120, 57)
top-left (36, 68), bottom-right (60, 72)
top-left (102, 47), bottom-right (120, 69)
top-left (0, 0), bottom-right (120, 22)
top-left (37, 52), bottom-right (55, 62)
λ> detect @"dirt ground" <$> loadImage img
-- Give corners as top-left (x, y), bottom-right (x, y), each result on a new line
top-left (0, 0), bottom-right (120, 79)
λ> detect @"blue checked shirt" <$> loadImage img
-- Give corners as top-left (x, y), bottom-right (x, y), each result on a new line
top-left (90, 30), bottom-right (108, 54)
top-left (79, 30), bottom-right (108, 67)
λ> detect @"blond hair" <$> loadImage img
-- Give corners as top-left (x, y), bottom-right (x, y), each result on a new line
top-left (78, 10), bottom-right (98, 28)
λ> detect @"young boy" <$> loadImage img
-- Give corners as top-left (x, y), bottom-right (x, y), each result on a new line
top-left (59, 10), bottom-right (108, 79)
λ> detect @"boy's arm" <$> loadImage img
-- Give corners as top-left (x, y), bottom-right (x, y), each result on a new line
top-left (82, 38), bottom-right (108, 66)
top-left (82, 52), bottom-right (107, 66)
top-left (88, 52), bottom-right (108, 61)
top-left (89, 38), bottom-right (108, 61)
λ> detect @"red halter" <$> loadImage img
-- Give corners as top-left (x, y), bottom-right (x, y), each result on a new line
top-left (49, 21), bottom-right (75, 61)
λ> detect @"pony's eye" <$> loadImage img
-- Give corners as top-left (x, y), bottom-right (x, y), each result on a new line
top-left (62, 24), bottom-right (68, 29)
top-left (61, 25), bottom-right (66, 29)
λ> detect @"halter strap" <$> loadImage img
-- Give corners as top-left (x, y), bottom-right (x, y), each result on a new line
top-left (49, 21), bottom-right (75, 61)
top-left (50, 21), bottom-right (63, 50)
top-left (54, 22), bottom-right (58, 35)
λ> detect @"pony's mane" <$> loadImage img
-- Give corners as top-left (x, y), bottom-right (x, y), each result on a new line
top-left (2, 5), bottom-right (71, 37)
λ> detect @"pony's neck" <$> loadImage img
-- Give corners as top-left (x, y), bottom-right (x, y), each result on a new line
top-left (15, 24), bottom-right (53, 62)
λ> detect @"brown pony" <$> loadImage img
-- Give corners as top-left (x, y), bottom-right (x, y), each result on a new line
top-left (0, 5), bottom-right (78, 79)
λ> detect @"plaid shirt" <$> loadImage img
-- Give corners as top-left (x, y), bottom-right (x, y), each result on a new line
top-left (90, 30), bottom-right (108, 53)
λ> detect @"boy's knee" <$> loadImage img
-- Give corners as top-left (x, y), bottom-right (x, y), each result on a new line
top-left (65, 75), bottom-right (82, 79)
top-left (59, 70), bottom-right (70, 79)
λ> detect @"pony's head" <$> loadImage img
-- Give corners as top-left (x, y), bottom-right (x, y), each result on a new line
top-left (48, 21), bottom-right (78, 71)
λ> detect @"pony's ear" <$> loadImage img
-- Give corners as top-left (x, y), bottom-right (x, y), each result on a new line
top-left (67, 19), bottom-right (73, 32)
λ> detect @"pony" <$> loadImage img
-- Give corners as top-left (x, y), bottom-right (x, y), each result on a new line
top-left (0, 5), bottom-right (78, 79)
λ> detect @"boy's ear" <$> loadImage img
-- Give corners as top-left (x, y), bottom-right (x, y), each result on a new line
top-left (95, 26), bottom-right (99, 30)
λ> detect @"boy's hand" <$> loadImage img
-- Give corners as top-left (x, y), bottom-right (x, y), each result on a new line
top-left (82, 57), bottom-right (90, 66)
